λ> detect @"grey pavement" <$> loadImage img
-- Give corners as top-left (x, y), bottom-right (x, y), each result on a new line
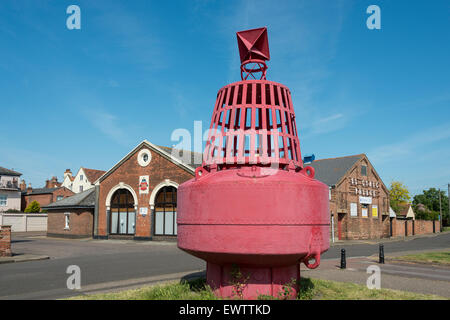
top-left (0, 231), bottom-right (449, 299)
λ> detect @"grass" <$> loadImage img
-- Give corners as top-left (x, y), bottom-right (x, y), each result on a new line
top-left (69, 277), bottom-right (446, 300)
top-left (390, 251), bottom-right (450, 266)
top-left (443, 226), bottom-right (450, 232)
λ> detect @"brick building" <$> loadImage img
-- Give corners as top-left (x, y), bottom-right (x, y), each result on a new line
top-left (21, 186), bottom-right (74, 212)
top-left (43, 188), bottom-right (95, 238)
top-left (308, 154), bottom-right (391, 240)
top-left (94, 140), bottom-right (200, 240)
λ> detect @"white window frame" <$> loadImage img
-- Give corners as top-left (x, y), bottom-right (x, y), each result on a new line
top-left (350, 202), bottom-right (357, 217)
top-left (64, 212), bottom-right (70, 230)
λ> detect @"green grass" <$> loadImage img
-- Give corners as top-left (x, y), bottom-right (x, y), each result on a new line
top-left (443, 226), bottom-right (450, 232)
top-left (69, 277), bottom-right (446, 300)
top-left (391, 251), bottom-right (450, 266)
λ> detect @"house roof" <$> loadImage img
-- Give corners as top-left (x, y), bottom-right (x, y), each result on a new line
top-left (24, 187), bottom-right (59, 195)
top-left (43, 188), bottom-right (96, 210)
top-left (95, 140), bottom-right (202, 184)
top-left (307, 154), bottom-right (364, 186)
top-left (157, 145), bottom-right (203, 169)
top-left (0, 166), bottom-right (22, 176)
top-left (82, 168), bottom-right (106, 183)
top-left (397, 203), bottom-right (412, 216)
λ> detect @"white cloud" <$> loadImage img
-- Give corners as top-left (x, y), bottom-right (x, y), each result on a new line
top-left (368, 123), bottom-right (450, 165)
top-left (82, 108), bottom-right (131, 146)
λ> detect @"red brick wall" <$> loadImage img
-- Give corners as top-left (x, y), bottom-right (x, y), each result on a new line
top-left (47, 209), bottom-right (93, 237)
top-left (391, 219), bottom-right (440, 237)
top-left (0, 225), bottom-right (12, 257)
top-left (97, 146), bottom-right (194, 238)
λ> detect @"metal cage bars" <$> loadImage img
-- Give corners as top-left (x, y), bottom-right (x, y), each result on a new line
top-left (204, 80), bottom-right (303, 168)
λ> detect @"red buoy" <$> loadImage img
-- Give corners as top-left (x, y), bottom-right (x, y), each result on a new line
top-left (177, 27), bottom-right (330, 299)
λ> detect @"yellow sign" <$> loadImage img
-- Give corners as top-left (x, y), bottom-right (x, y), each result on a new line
top-left (372, 205), bottom-right (378, 218)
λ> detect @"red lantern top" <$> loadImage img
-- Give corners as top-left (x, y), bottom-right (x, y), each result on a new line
top-left (237, 27), bottom-right (270, 80)
top-left (202, 27), bottom-right (303, 171)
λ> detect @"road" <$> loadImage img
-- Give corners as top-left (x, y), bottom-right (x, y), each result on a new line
top-left (0, 232), bottom-right (448, 299)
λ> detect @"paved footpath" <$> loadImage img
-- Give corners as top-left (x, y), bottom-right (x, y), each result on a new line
top-left (0, 232), bottom-right (449, 299)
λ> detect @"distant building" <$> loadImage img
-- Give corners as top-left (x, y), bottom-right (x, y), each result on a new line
top-left (44, 176), bottom-right (62, 189)
top-left (308, 154), bottom-right (391, 240)
top-left (43, 188), bottom-right (96, 238)
top-left (63, 168), bottom-right (106, 193)
top-left (61, 169), bottom-right (75, 191)
top-left (21, 186), bottom-right (74, 212)
top-left (397, 203), bottom-right (415, 220)
top-left (0, 167), bottom-right (22, 212)
top-left (43, 140), bottom-right (201, 240)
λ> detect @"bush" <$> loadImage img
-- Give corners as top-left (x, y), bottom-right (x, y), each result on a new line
top-left (24, 200), bottom-right (41, 213)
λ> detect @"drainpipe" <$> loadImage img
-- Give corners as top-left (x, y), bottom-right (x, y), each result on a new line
top-left (93, 185), bottom-right (99, 238)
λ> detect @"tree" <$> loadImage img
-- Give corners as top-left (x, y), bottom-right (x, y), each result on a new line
top-left (389, 181), bottom-right (411, 214)
top-left (24, 200), bottom-right (41, 213)
top-left (413, 188), bottom-right (449, 224)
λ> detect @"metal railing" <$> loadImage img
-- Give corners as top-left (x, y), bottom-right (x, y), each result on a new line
top-left (0, 181), bottom-right (19, 190)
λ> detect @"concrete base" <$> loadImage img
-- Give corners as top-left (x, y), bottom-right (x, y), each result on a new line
top-left (206, 262), bottom-right (300, 299)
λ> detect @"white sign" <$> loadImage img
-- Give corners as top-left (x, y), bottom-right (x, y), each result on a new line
top-left (359, 196), bottom-right (372, 204)
top-left (362, 208), bottom-right (368, 218)
top-left (139, 207), bottom-right (148, 216)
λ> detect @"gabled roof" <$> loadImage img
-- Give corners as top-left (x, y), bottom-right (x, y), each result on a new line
top-left (307, 154), bottom-right (364, 186)
top-left (43, 188), bottom-right (96, 210)
top-left (157, 145), bottom-right (203, 169)
top-left (82, 168), bottom-right (106, 183)
top-left (397, 203), bottom-right (413, 217)
top-left (0, 166), bottom-right (22, 176)
top-left (95, 140), bottom-right (202, 184)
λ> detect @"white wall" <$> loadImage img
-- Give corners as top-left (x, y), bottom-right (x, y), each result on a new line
top-left (61, 175), bottom-right (73, 191)
top-left (0, 190), bottom-right (22, 212)
top-left (71, 168), bottom-right (94, 193)
top-left (0, 213), bottom-right (47, 232)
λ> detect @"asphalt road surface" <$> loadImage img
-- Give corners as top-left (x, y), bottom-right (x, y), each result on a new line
top-left (0, 232), bottom-right (448, 299)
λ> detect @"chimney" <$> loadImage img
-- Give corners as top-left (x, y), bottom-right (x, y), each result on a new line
top-left (20, 180), bottom-right (27, 191)
top-left (27, 183), bottom-right (32, 194)
top-left (51, 176), bottom-right (59, 187)
top-left (64, 169), bottom-right (72, 180)
top-left (45, 179), bottom-right (50, 188)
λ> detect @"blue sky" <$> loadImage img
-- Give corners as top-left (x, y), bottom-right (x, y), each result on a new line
top-left (0, 0), bottom-right (449, 196)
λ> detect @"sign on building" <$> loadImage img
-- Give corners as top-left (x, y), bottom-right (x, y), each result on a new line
top-left (139, 176), bottom-right (149, 194)
top-left (359, 196), bottom-right (372, 204)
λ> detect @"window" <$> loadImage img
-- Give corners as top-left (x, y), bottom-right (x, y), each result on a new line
top-left (64, 213), bottom-right (70, 229)
top-left (361, 204), bottom-right (369, 218)
top-left (0, 195), bottom-right (7, 206)
top-left (138, 149), bottom-right (152, 167)
top-left (109, 189), bottom-right (136, 235)
top-left (56, 196), bottom-right (64, 201)
top-left (350, 203), bottom-right (357, 217)
top-left (154, 186), bottom-right (177, 236)
top-left (361, 165), bottom-right (367, 176)
top-left (80, 175), bottom-right (83, 181)
top-left (79, 186), bottom-right (83, 192)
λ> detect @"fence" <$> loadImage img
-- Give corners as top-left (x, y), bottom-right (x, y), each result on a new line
top-left (0, 213), bottom-right (47, 232)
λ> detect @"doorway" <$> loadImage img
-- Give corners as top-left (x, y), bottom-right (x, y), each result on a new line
top-left (338, 213), bottom-right (345, 240)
